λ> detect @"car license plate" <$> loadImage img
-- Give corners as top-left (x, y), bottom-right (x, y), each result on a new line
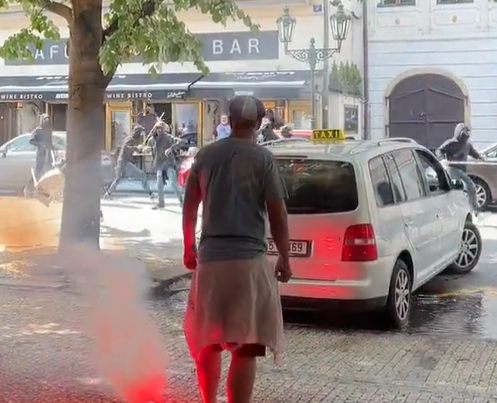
top-left (266, 239), bottom-right (310, 257)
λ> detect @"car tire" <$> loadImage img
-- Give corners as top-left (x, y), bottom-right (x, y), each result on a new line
top-left (384, 259), bottom-right (412, 329)
top-left (447, 221), bottom-right (482, 274)
top-left (470, 177), bottom-right (491, 211)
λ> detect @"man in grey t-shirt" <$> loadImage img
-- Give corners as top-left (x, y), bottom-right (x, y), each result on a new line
top-left (182, 96), bottom-right (292, 403)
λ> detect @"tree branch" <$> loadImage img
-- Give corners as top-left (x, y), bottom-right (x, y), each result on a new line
top-left (41, 1), bottom-right (73, 23)
top-left (100, 0), bottom-right (158, 85)
top-left (102, 0), bottom-right (157, 45)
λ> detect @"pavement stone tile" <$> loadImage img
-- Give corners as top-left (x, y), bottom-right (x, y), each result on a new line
top-left (6, 286), bottom-right (497, 402)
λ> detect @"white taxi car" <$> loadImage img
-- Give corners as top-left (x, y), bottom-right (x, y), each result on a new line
top-left (265, 134), bottom-right (482, 328)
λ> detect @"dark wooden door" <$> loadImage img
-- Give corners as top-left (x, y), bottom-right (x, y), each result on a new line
top-left (388, 74), bottom-right (465, 150)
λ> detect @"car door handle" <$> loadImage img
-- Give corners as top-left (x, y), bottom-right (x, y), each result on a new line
top-left (436, 212), bottom-right (442, 219)
top-left (404, 220), bottom-right (413, 228)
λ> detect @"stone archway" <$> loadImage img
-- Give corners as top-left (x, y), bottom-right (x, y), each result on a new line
top-left (386, 72), bottom-right (466, 150)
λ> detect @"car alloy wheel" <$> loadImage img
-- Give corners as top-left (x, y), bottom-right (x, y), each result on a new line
top-left (456, 227), bottom-right (479, 269)
top-left (475, 183), bottom-right (487, 208)
top-left (394, 269), bottom-right (410, 322)
top-left (385, 259), bottom-right (412, 329)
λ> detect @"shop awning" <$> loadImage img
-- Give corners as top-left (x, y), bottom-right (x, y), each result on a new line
top-left (0, 73), bottom-right (203, 101)
top-left (0, 70), bottom-right (312, 101)
top-left (189, 70), bottom-right (311, 99)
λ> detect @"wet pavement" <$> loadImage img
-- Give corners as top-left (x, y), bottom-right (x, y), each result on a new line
top-left (3, 198), bottom-right (497, 401)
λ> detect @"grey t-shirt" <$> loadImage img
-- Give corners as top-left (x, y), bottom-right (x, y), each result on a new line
top-left (188, 138), bottom-right (285, 263)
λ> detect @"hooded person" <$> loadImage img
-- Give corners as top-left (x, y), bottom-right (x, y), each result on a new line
top-left (24, 114), bottom-right (53, 196)
top-left (258, 118), bottom-right (279, 142)
top-left (147, 121), bottom-right (185, 209)
top-left (437, 123), bottom-right (484, 214)
top-left (280, 125), bottom-right (292, 139)
top-left (105, 124), bottom-right (153, 199)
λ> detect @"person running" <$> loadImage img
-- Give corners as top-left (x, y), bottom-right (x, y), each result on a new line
top-left (182, 95), bottom-right (291, 403)
top-left (24, 114), bottom-right (53, 196)
top-left (148, 121), bottom-right (184, 209)
top-left (105, 124), bottom-right (152, 199)
top-left (437, 123), bottom-right (484, 215)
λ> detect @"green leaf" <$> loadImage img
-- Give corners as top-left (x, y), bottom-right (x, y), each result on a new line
top-left (1, 0), bottom-right (256, 78)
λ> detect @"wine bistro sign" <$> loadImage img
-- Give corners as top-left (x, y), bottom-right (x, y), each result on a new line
top-left (0, 90), bottom-right (186, 102)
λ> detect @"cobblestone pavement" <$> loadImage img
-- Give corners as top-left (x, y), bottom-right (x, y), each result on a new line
top-left (5, 198), bottom-right (497, 401)
top-left (3, 286), bottom-right (497, 403)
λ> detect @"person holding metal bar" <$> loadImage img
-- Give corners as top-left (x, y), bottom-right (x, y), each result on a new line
top-left (104, 124), bottom-right (152, 199)
top-left (147, 121), bottom-right (184, 209)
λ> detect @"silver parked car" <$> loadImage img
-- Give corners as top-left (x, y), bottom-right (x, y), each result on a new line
top-left (0, 132), bottom-right (114, 195)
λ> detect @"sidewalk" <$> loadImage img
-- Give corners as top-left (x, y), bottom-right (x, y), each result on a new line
top-left (3, 284), bottom-right (497, 402)
top-left (0, 196), bottom-right (188, 287)
top-left (100, 196), bottom-right (188, 282)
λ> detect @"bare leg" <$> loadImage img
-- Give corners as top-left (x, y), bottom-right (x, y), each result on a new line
top-left (227, 354), bottom-right (256, 403)
top-left (196, 347), bottom-right (222, 403)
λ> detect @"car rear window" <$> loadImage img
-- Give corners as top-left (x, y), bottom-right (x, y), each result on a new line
top-left (275, 158), bottom-right (358, 214)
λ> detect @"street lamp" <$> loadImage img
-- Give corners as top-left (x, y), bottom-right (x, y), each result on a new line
top-left (276, 1), bottom-right (352, 129)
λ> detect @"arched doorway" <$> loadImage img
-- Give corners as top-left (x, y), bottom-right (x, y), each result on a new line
top-left (387, 73), bottom-right (465, 150)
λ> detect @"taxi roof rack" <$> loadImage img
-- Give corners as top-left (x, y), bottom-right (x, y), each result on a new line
top-left (376, 137), bottom-right (418, 146)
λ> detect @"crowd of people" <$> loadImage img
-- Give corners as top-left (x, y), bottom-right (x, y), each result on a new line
top-left (103, 120), bottom-right (187, 210)
top-left (215, 108), bottom-right (294, 143)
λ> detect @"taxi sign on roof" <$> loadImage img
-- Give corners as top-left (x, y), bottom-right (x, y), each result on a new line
top-left (311, 129), bottom-right (344, 141)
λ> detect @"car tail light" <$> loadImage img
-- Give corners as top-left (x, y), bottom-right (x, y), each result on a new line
top-left (341, 224), bottom-right (377, 262)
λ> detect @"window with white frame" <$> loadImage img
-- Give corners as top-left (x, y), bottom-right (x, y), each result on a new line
top-left (378, 0), bottom-right (415, 6)
top-left (436, 0), bottom-right (472, 3)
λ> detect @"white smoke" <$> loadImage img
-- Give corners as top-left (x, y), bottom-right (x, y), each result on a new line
top-left (59, 244), bottom-right (166, 403)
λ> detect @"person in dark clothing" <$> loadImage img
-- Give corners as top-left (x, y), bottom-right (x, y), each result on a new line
top-left (137, 105), bottom-right (159, 135)
top-left (147, 121), bottom-right (184, 209)
top-left (437, 123), bottom-right (484, 214)
top-left (258, 118), bottom-right (279, 142)
top-left (265, 108), bottom-right (276, 128)
top-left (24, 114), bottom-right (53, 196)
top-left (280, 125), bottom-right (292, 138)
top-left (105, 124), bottom-right (152, 199)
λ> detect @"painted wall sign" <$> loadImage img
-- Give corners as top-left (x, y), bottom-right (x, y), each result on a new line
top-left (4, 31), bottom-right (279, 65)
top-left (198, 31), bottom-right (279, 61)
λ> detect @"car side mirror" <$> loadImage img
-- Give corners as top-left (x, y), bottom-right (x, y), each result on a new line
top-left (451, 178), bottom-right (465, 190)
top-left (0, 148), bottom-right (6, 158)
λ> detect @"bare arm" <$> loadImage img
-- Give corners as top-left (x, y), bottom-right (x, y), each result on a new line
top-left (264, 157), bottom-right (289, 260)
top-left (182, 159), bottom-right (201, 254)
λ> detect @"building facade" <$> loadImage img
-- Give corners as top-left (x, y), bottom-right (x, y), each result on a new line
top-left (0, 0), bottom-right (363, 147)
top-left (367, 0), bottom-right (497, 149)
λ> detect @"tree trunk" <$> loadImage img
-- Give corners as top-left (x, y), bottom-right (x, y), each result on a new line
top-left (59, 0), bottom-right (105, 250)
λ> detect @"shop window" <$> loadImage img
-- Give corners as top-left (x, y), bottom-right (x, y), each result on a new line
top-left (111, 110), bottom-right (131, 150)
top-left (437, 0), bottom-right (472, 3)
top-left (150, 103), bottom-right (172, 127)
top-left (173, 103), bottom-right (198, 136)
top-left (52, 104), bottom-right (67, 132)
top-left (291, 109), bottom-right (312, 130)
top-left (379, 0), bottom-right (415, 6)
top-left (344, 105), bottom-right (359, 134)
